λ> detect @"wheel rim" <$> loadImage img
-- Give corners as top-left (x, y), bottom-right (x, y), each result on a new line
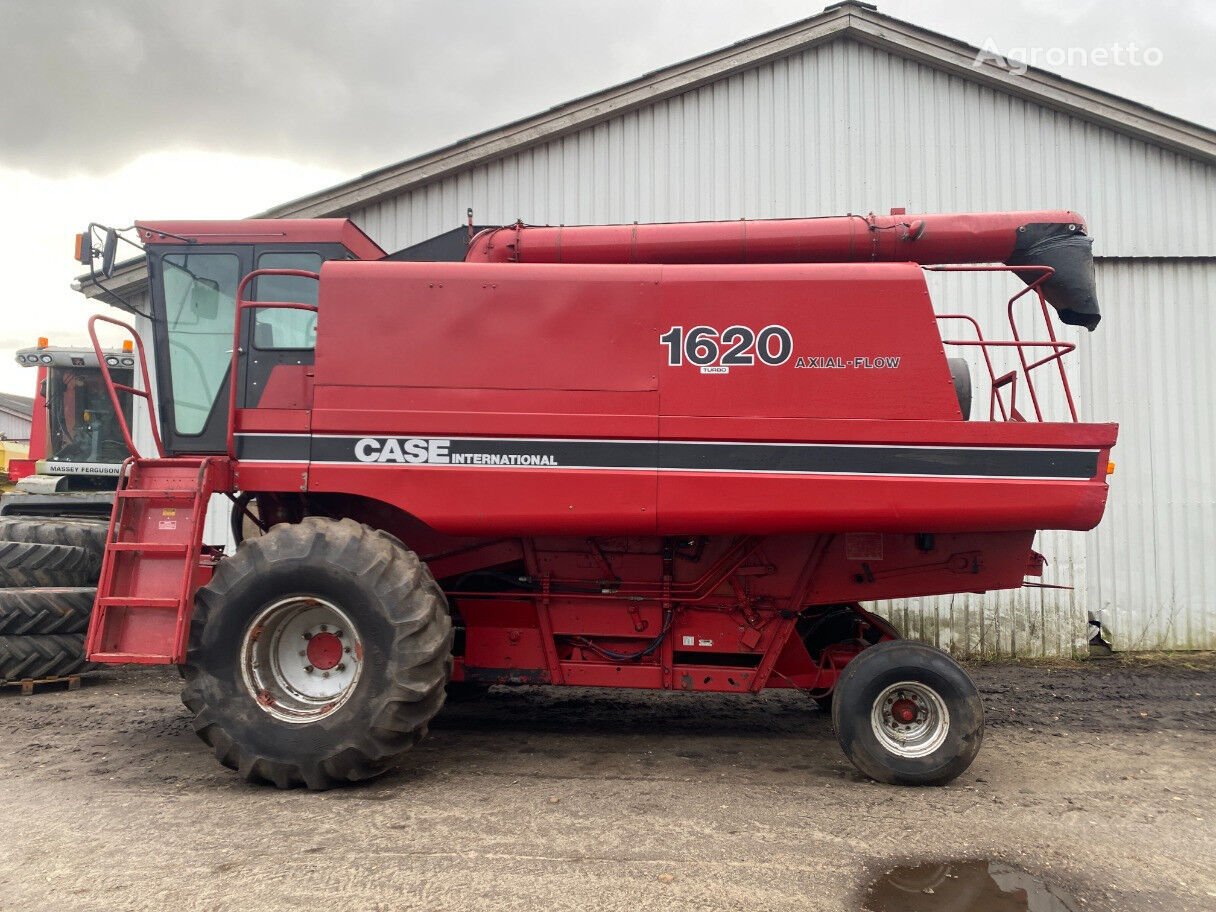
top-left (240, 596), bottom-right (363, 723)
top-left (869, 680), bottom-right (950, 759)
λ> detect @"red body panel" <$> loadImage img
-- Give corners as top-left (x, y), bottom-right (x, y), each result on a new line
top-left (259, 259), bottom-right (1114, 537)
top-left (7, 365), bottom-right (45, 481)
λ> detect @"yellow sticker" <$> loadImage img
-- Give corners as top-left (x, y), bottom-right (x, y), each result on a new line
top-left (161, 508), bottom-right (176, 517)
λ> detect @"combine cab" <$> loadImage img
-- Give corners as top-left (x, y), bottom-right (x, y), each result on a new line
top-left (76, 210), bottom-right (1116, 788)
top-left (0, 342), bottom-right (135, 684)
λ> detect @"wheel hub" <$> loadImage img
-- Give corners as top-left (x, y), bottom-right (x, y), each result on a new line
top-left (870, 680), bottom-right (951, 759)
top-left (240, 596), bottom-right (363, 723)
top-left (306, 631), bottom-right (343, 671)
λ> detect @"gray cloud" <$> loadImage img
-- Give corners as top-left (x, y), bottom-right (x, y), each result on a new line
top-left (0, 0), bottom-right (801, 177)
top-left (2, 0), bottom-right (1212, 181)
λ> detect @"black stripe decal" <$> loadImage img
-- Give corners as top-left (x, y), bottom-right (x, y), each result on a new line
top-left (236, 434), bottom-right (1100, 479)
top-left (235, 434), bottom-right (311, 462)
top-left (660, 442), bottom-right (1098, 479)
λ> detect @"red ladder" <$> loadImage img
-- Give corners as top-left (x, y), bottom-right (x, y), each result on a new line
top-left (85, 314), bottom-right (232, 665)
top-left (85, 456), bottom-right (228, 664)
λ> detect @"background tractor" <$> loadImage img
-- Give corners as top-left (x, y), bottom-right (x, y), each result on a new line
top-left (0, 341), bottom-right (135, 684)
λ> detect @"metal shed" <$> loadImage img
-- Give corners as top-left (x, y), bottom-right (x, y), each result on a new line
top-left (93, 1), bottom-right (1216, 655)
top-left (0, 393), bottom-right (33, 445)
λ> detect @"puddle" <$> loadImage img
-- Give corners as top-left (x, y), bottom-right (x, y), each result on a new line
top-left (862, 860), bottom-right (1081, 911)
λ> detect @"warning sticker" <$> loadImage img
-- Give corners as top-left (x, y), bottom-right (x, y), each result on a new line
top-left (682, 635), bottom-right (695, 646)
top-left (845, 532), bottom-right (884, 561)
top-left (159, 520), bottom-right (177, 531)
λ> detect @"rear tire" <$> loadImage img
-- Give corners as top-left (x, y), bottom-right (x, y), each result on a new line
top-left (831, 640), bottom-right (983, 786)
top-left (0, 634), bottom-right (92, 682)
top-left (181, 517), bottom-right (453, 789)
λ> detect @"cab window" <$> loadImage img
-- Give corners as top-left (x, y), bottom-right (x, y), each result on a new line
top-left (253, 251), bottom-right (323, 350)
top-left (162, 252), bottom-right (239, 435)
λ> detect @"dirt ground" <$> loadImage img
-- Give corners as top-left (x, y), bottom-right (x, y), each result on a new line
top-left (0, 654), bottom-right (1213, 912)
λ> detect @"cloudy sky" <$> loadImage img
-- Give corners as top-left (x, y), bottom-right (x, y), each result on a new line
top-left (1, 0), bottom-right (1212, 397)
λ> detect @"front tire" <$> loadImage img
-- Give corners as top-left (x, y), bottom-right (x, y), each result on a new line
top-left (831, 640), bottom-right (983, 786)
top-left (181, 517), bottom-right (452, 789)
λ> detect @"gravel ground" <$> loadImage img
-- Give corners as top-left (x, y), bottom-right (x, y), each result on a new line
top-left (0, 653), bottom-right (1212, 911)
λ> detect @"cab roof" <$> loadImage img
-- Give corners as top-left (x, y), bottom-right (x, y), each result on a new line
top-left (134, 218), bottom-right (386, 260)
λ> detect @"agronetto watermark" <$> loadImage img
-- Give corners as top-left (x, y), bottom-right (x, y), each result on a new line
top-left (973, 38), bottom-right (1163, 76)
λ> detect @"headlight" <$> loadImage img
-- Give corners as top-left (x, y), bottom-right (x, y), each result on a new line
top-left (106, 356), bottom-right (119, 366)
top-left (39, 354), bottom-right (53, 364)
top-left (121, 357), bottom-right (135, 366)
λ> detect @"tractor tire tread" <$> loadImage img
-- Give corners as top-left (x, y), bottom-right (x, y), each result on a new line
top-left (0, 540), bottom-right (99, 587)
top-left (0, 518), bottom-right (109, 555)
top-left (0, 634), bottom-right (94, 682)
top-left (0, 587), bottom-right (96, 635)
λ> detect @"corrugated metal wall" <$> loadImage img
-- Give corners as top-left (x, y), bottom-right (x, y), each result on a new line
top-left (352, 40), bottom-right (1216, 258)
top-left (0, 412), bottom-right (31, 444)
top-left (339, 37), bottom-right (1216, 655)
top-left (1084, 259), bottom-right (1216, 651)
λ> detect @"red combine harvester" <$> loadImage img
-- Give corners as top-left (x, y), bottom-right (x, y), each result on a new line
top-left (76, 209), bottom-right (1115, 789)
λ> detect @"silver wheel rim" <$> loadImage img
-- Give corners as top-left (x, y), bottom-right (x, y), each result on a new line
top-left (869, 680), bottom-right (950, 759)
top-left (240, 596), bottom-right (363, 724)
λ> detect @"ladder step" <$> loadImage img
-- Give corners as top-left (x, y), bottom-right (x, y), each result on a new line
top-left (106, 542), bottom-right (189, 554)
top-left (117, 489), bottom-right (196, 500)
top-left (89, 651), bottom-right (175, 665)
top-left (96, 597), bottom-right (181, 609)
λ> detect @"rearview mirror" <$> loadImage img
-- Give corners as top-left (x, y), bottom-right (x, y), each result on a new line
top-left (101, 228), bottom-right (119, 277)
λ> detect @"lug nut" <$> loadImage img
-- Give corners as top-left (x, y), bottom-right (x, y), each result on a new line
top-left (336, 663), bottom-right (346, 673)
top-left (335, 629), bottom-right (343, 638)
top-left (304, 665), bottom-right (314, 674)
top-left (344, 646), bottom-right (351, 655)
top-left (319, 624), bottom-right (328, 632)
top-left (303, 631), bottom-right (312, 640)
top-left (322, 671), bottom-right (330, 679)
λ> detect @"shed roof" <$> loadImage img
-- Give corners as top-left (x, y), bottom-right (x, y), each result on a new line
top-left (0, 393), bottom-right (34, 421)
top-left (262, 0), bottom-right (1216, 220)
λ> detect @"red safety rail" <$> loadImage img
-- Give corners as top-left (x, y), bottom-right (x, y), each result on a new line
top-left (929, 265), bottom-right (1078, 422)
top-left (88, 314), bottom-right (165, 457)
top-left (86, 317), bottom-right (229, 664)
top-left (228, 268), bottom-right (320, 458)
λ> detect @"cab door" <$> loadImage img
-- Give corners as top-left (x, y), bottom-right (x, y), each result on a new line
top-left (150, 245), bottom-right (251, 456)
top-left (232, 248), bottom-right (339, 468)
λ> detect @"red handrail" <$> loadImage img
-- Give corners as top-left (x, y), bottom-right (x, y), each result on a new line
top-left (927, 265), bottom-right (1078, 422)
top-left (932, 313), bottom-right (1007, 420)
top-left (88, 314), bottom-right (165, 458)
top-left (227, 268), bottom-right (320, 458)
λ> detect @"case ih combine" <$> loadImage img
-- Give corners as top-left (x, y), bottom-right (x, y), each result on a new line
top-left (75, 209), bottom-right (1115, 788)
